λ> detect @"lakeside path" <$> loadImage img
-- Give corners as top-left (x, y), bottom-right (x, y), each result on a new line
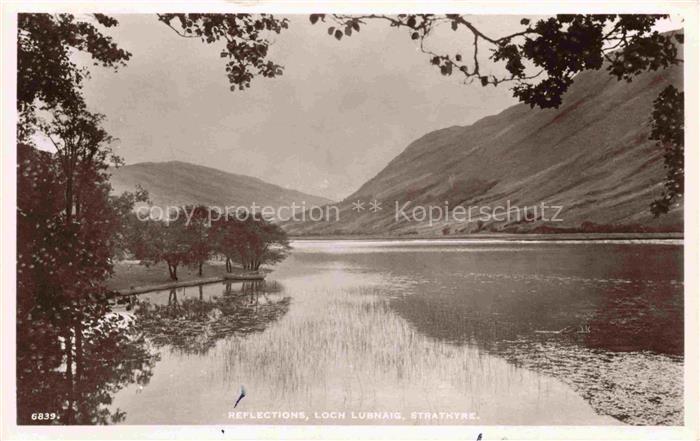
top-left (107, 261), bottom-right (264, 295)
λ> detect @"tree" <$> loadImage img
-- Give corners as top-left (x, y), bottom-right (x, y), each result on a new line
top-left (157, 217), bottom-right (192, 281)
top-left (17, 144), bottom-right (65, 316)
top-left (39, 103), bottom-right (119, 224)
top-left (156, 14), bottom-right (289, 91)
top-left (649, 85), bottom-right (684, 216)
top-left (111, 186), bottom-right (150, 260)
top-left (243, 215), bottom-right (291, 270)
top-left (19, 98), bottom-right (144, 423)
top-left (182, 205), bottom-right (213, 276)
top-left (311, 14), bottom-right (681, 107)
top-left (127, 206), bottom-right (223, 280)
top-left (16, 142), bottom-right (150, 424)
top-left (17, 13), bottom-right (131, 142)
top-left (309, 14), bottom-right (684, 214)
top-left (18, 13), bottom-right (288, 142)
top-left (211, 213), bottom-right (248, 273)
top-left (128, 216), bottom-right (193, 281)
top-left (211, 212), bottom-right (291, 272)
top-left (17, 12), bottom-right (291, 424)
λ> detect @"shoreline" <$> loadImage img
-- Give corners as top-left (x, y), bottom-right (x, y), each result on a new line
top-left (107, 261), bottom-right (265, 296)
top-left (289, 232), bottom-right (684, 242)
top-left (113, 272), bottom-right (265, 296)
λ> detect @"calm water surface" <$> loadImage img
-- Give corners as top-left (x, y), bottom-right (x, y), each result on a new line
top-left (108, 240), bottom-right (683, 425)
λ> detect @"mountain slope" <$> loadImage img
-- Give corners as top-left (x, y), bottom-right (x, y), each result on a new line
top-left (285, 54), bottom-right (683, 236)
top-left (109, 161), bottom-right (333, 210)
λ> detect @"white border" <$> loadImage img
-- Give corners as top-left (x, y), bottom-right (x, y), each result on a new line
top-left (2, 1), bottom-right (699, 440)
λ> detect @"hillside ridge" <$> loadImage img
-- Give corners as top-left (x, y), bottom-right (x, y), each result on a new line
top-left (284, 61), bottom-right (683, 236)
top-left (109, 160), bottom-right (334, 211)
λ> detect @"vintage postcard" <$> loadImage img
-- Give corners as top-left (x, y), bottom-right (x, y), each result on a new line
top-left (1, 1), bottom-right (698, 440)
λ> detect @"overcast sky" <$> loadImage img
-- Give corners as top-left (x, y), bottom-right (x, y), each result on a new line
top-left (77, 14), bottom-right (680, 201)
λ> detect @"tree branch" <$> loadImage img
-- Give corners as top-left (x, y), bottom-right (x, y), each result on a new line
top-left (156, 14), bottom-right (199, 39)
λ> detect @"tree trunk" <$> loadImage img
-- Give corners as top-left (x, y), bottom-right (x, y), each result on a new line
top-left (75, 319), bottom-right (83, 423)
top-left (64, 327), bottom-right (74, 424)
top-left (75, 321), bottom-right (83, 380)
top-left (167, 263), bottom-right (178, 280)
top-left (74, 183), bottom-right (82, 220)
top-left (65, 175), bottom-right (74, 224)
top-left (198, 261), bottom-right (203, 276)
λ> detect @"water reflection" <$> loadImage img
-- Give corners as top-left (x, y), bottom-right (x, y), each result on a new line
top-left (108, 271), bottom-right (618, 425)
top-left (46, 241), bottom-right (682, 426)
top-left (130, 281), bottom-right (291, 355)
top-left (17, 306), bottom-right (159, 425)
top-left (17, 280), bottom-right (290, 425)
top-left (390, 271), bottom-right (683, 355)
top-left (353, 243), bottom-right (684, 425)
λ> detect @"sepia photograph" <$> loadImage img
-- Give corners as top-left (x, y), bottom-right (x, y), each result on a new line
top-left (1, 1), bottom-right (698, 440)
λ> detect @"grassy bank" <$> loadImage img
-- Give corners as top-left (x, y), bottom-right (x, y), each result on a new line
top-left (107, 261), bottom-right (260, 293)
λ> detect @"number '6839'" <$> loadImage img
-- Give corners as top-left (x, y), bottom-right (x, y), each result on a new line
top-left (31, 412), bottom-right (58, 421)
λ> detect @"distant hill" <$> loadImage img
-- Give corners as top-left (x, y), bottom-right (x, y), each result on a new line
top-left (284, 41), bottom-right (683, 236)
top-left (109, 161), bottom-right (333, 213)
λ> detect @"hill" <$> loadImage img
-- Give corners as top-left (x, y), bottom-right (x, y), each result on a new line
top-left (284, 45), bottom-right (683, 236)
top-left (109, 161), bottom-right (333, 213)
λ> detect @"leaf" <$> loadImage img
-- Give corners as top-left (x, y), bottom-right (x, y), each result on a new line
top-left (520, 18), bottom-right (530, 25)
top-left (407, 16), bottom-right (416, 28)
top-left (451, 21), bottom-right (458, 31)
top-left (345, 26), bottom-right (352, 37)
top-left (309, 14), bottom-right (320, 24)
top-left (335, 29), bottom-right (343, 40)
top-left (352, 22), bottom-right (360, 32)
top-left (455, 54), bottom-right (462, 62)
top-left (328, 26), bottom-right (335, 35)
top-left (411, 32), bottom-right (419, 40)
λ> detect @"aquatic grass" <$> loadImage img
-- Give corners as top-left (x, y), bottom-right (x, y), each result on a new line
top-left (127, 273), bottom-right (681, 425)
top-left (216, 284), bottom-right (607, 424)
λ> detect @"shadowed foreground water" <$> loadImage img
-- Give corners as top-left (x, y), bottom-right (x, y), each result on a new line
top-left (103, 240), bottom-right (682, 425)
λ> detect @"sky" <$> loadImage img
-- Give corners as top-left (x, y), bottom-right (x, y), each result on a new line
top-left (75, 14), bottom-right (526, 201)
top-left (75, 14), bottom-right (681, 201)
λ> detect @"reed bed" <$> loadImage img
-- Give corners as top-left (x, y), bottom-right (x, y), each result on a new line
top-left (215, 284), bottom-right (610, 424)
